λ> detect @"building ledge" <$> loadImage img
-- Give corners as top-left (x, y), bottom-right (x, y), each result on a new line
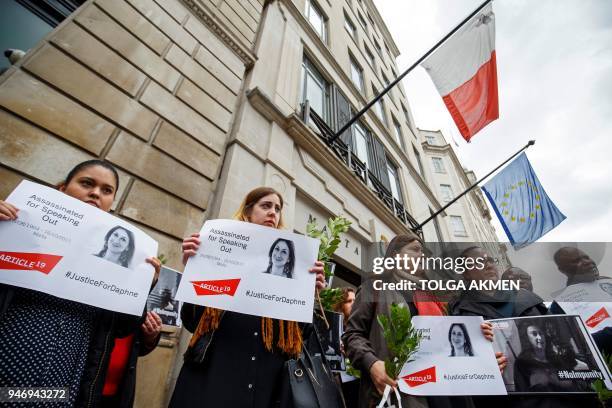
top-left (181, 0), bottom-right (257, 68)
top-left (247, 86), bottom-right (415, 235)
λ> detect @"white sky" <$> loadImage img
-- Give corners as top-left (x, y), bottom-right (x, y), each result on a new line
top-left (373, 0), bottom-right (612, 242)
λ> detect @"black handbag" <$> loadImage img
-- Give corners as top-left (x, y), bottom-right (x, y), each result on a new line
top-left (279, 322), bottom-right (345, 408)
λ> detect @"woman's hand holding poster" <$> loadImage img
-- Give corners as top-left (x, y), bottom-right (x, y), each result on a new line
top-left (0, 181), bottom-right (158, 315)
top-left (175, 219), bottom-right (319, 323)
top-left (398, 316), bottom-right (507, 396)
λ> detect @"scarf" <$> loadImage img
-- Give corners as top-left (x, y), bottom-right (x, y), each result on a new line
top-left (188, 307), bottom-right (302, 357)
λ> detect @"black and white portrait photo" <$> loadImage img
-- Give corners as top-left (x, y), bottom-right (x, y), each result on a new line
top-left (147, 266), bottom-right (182, 327)
top-left (314, 310), bottom-right (345, 371)
top-left (492, 315), bottom-right (607, 394)
top-left (262, 238), bottom-right (295, 279)
top-left (94, 226), bottom-right (135, 268)
top-left (448, 323), bottom-right (474, 357)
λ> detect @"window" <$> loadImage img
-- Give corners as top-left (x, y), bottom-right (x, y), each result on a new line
top-left (387, 160), bottom-right (402, 203)
top-left (357, 12), bottom-right (367, 31)
top-left (373, 38), bottom-right (382, 58)
top-left (344, 12), bottom-right (356, 40)
top-left (450, 216), bottom-right (467, 237)
top-left (425, 135), bottom-right (437, 145)
top-left (364, 44), bottom-right (375, 68)
top-left (372, 86), bottom-right (387, 126)
top-left (305, 0), bottom-right (326, 42)
top-left (401, 104), bottom-right (412, 128)
top-left (353, 122), bottom-right (370, 168)
top-left (413, 145), bottom-right (426, 178)
top-left (440, 184), bottom-right (453, 202)
top-left (301, 57), bottom-right (330, 122)
top-left (432, 157), bottom-right (445, 173)
top-left (381, 72), bottom-right (390, 88)
top-left (392, 118), bottom-right (404, 149)
top-left (350, 55), bottom-right (364, 92)
top-left (0, 1), bottom-right (84, 72)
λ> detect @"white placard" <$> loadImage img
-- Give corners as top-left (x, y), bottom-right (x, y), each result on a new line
top-left (0, 181), bottom-right (158, 315)
top-left (554, 280), bottom-right (612, 332)
top-left (398, 316), bottom-right (507, 396)
top-left (175, 219), bottom-right (319, 323)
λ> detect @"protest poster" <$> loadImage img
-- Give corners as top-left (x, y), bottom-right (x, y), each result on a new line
top-left (490, 314), bottom-right (612, 394)
top-left (175, 219), bottom-right (319, 323)
top-left (314, 310), bottom-right (345, 371)
top-left (0, 180), bottom-right (158, 316)
top-left (398, 316), bottom-right (507, 396)
top-left (553, 280), bottom-right (612, 332)
top-left (147, 266), bottom-right (182, 327)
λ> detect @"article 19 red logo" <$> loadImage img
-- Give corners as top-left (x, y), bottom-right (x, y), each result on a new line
top-left (191, 279), bottom-right (241, 296)
top-left (586, 307), bottom-right (610, 328)
top-left (0, 251), bottom-right (63, 275)
top-left (402, 366), bottom-right (436, 387)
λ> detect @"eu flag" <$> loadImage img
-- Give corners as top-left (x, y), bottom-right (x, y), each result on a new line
top-left (482, 153), bottom-right (565, 249)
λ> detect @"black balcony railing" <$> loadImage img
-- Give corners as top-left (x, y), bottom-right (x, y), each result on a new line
top-left (301, 102), bottom-right (420, 232)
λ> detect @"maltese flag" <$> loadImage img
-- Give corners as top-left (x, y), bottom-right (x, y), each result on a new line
top-left (422, 3), bottom-right (498, 142)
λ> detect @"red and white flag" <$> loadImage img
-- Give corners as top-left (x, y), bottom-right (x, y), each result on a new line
top-left (422, 3), bottom-right (498, 142)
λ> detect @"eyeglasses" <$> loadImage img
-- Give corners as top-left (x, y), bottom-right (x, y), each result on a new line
top-left (483, 256), bottom-right (499, 265)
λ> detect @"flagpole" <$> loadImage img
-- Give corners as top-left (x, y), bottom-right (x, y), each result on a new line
top-left (413, 140), bottom-right (535, 232)
top-left (329, 0), bottom-right (493, 144)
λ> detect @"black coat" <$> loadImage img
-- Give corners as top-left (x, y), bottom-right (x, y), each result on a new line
top-left (170, 304), bottom-right (290, 407)
top-left (0, 283), bottom-right (142, 408)
top-left (449, 289), bottom-right (549, 319)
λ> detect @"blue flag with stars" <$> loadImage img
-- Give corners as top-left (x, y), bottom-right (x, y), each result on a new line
top-left (482, 153), bottom-right (566, 249)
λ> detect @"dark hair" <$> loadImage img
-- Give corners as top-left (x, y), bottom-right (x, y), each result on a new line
top-left (96, 226), bottom-right (135, 268)
top-left (264, 238), bottom-right (295, 278)
top-left (64, 160), bottom-right (120, 193)
top-left (517, 320), bottom-right (578, 369)
top-left (332, 287), bottom-right (356, 313)
top-left (384, 233), bottom-right (422, 259)
top-left (448, 323), bottom-right (474, 356)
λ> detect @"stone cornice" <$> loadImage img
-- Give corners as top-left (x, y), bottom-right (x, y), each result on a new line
top-left (181, 0), bottom-right (257, 68)
top-left (247, 87), bottom-right (412, 235)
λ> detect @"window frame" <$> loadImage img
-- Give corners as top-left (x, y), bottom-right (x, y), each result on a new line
top-left (305, 0), bottom-right (327, 43)
top-left (432, 157), bottom-right (445, 173)
top-left (450, 215), bottom-right (468, 237)
top-left (301, 56), bottom-right (331, 123)
top-left (440, 184), bottom-right (453, 202)
top-left (392, 116), bottom-right (404, 150)
top-left (372, 86), bottom-right (388, 127)
top-left (349, 53), bottom-right (364, 92)
top-left (386, 158), bottom-right (403, 204)
top-left (343, 11), bottom-right (356, 41)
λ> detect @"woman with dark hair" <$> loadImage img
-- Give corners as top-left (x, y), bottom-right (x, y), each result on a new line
top-left (96, 226), bottom-right (136, 268)
top-left (263, 238), bottom-right (295, 278)
top-left (449, 323), bottom-right (474, 357)
top-left (514, 321), bottom-right (589, 393)
top-left (170, 186), bottom-right (327, 407)
top-left (0, 159), bottom-right (161, 407)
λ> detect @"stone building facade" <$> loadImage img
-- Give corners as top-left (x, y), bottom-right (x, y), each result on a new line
top-left (0, 0), bottom-right (500, 405)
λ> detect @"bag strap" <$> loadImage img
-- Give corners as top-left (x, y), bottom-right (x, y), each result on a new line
top-left (375, 385), bottom-right (403, 408)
